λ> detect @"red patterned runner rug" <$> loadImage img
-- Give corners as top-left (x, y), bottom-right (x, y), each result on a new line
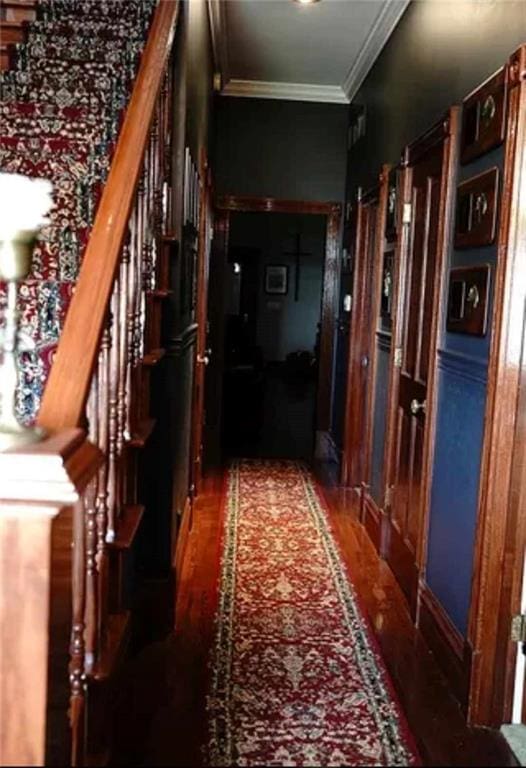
top-left (206, 460), bottom-right (419, 767)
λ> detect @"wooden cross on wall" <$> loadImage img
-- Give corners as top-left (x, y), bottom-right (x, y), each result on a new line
top-left (284, 233), bottom-right (311, 302)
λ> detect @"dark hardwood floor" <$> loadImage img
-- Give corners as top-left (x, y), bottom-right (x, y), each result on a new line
top-left (112, 465), bottom-right (516, 767)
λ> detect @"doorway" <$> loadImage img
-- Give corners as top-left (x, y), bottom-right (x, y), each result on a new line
top-left (223, 211), bottom-right (326, 460)
top-left (203, 197), bottom-right (341, 471)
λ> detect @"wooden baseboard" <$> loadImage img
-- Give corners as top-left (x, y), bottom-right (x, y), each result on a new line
top-left (362, 490), bottom-right (387, 556)
top-left (345, 485), bottom-right (362, 517)
top-left (174, 496), bottom-right (192, 582)
top-left (384, 517), bottom-right (419, 618)
top-left (419, 582), bottom-right (472, 708)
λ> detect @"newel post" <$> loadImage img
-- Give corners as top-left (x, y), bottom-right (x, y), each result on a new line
top-left (0, 429), bottom-right (102, 767)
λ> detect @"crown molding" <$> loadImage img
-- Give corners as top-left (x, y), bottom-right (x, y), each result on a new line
top-left (207, 0), bottom-right (229, 85)
top-left (211, 0), bottom-right (408, 105)
top-left (342, 0), bottom-right (410, 102)
top-left (221, 79), bottom-right (349, 105)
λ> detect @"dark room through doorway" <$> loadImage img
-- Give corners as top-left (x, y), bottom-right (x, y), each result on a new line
top-left (222, 210), bottom-right (326, 461)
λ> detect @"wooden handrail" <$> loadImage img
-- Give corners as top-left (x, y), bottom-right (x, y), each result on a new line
top-left (37, 0), bottom-right (179, 432)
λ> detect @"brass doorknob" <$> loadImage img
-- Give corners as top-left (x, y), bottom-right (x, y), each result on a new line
top-left (410, 398), bottom-right (426, 415)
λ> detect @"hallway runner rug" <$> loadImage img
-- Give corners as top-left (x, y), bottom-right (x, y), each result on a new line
top-left (206, 460), bottom-right (419, 767)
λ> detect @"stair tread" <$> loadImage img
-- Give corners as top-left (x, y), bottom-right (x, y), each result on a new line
top-left (0, 18), bottom-right (28, 43)
top-left (128, 417), bottom-right (156, 448)
top-left (141, 347), bottom-right (166, 366)
top-left (0, 19), bottom-right (28, 28)
top-left (91, 611), bottom-right (131, 682)
top-left (108, 504), bottom-right (144, 550)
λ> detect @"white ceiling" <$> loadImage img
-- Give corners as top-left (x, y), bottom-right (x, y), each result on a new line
top-left (208, 0), bottom-right (411, 104)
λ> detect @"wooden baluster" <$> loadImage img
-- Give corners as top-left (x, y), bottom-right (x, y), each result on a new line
top-left (107, 283), bottom-right (121, 539)
top-left (69, 498), bottom-right (87, 767)
top-left (94, 328), bottom-right (111, 647)
top-left (151, 113), bottom-right (161, 291)
top-left (159, 74), bottom-right (173, 290)
top-left (139, 159), bottom-right (152, 420)
top-left (135, 175), bottom-right (145, 372)
top-left (132, 180), bottom-right (145, 431)
top-left (144, 128), bottom-right (155, 298)
top-left (96, 327), bottom-right (110, 549)
top-left (137, 169), bottom-right (148, 423)
top-left (143, 118), bottom-right (158, 356)
top-left (154, 102), bottom-right (164, 253)
top-left (161, 65), bottom-right (173, 233)
top-left (118, 241), bottom-right (131, 506)
top-left (126, 211), bottom-right (138, 442)
top-left (84, 379), bottom-right (99, 673)
top-left (164, 61), bottom-right (173, 186)
top-left (151, 103), bottom-right (166, 344)
top-left (158, 73), bottom-right (167, 182)
top-left (83, 479), bottom-right (98, 675)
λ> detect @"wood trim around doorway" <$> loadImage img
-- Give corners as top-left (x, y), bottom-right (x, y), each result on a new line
top-left (467, 44), bottom-right (526, 728)
top-left (215, 194), bottom-right (342, 438)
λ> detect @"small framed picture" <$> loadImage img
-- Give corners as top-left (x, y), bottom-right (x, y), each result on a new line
top-left (265, 264), bottom-right (288, 295)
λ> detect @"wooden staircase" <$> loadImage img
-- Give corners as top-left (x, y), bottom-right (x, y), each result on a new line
top-left (0, 1), bottom-right (182, 765)
top-left (0, 0), bottom-right (37, 70)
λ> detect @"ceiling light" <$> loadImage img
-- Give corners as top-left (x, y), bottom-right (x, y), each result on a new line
top-left (293, 0), bottom-right (320, 5)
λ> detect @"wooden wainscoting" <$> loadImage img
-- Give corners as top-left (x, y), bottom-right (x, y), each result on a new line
top-left (361, 486), bottom-right (388, 556)
top-left (419, 584), bottom-right (473, 708)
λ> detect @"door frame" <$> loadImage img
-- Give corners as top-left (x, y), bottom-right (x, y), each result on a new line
top-left (360, 165), bottom-right (392, 549)
top-left (382, 109), bottom-right (460, 618)
top-left (210, 194), bottom-right (342, 463)
top-left (340, 183), bottom-right (380, 498)
top-left (190, 150), bottom-right (213, 497)
top-left (467, 44), bottom-right (526, 727)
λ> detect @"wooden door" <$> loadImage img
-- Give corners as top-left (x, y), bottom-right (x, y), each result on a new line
top-left (385, 111), bottom-right (458, 616)
top-left (202, 210), bottom-right (229, 475)
top-left (342, 188), bottom-right (379, 502)
top-left (360, 166), bottom-right (392, 550)
top-left (190, 160), bottom-right (213, 496)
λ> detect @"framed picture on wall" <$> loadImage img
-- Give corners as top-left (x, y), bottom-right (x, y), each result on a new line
top-left (265, 264), bottom-right (288, 295)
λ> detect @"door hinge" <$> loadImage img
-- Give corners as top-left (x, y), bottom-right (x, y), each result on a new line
top-left (394, 347), bottom-right (403, 368)
top-left (511, 614), bottom-right (526, 643)
top-left (385, 485), bottom-right (394, 509)
top-left (402, 202), bottom-right (412, 225)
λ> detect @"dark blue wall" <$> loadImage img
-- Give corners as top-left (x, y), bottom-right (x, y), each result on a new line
top-left (426, 145), bottom-right (503, 635)
top-left (342, 0), bottom-right (525, 635)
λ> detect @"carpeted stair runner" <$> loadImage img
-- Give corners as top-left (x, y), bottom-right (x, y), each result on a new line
top-left (0, 0), bottom-right (157, 424)
top-left (207, 460), bottom-right (420, 766)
